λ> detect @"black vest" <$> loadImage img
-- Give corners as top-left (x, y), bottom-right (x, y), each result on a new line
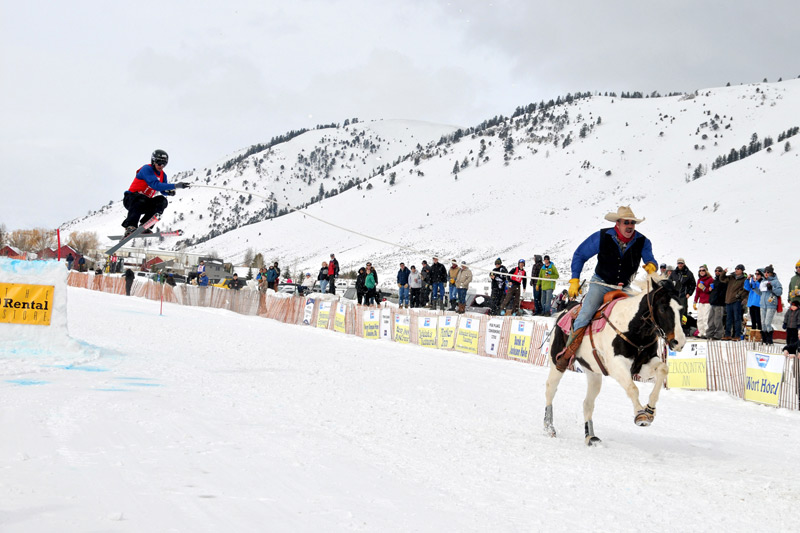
top-left (595, 228), bottom-right (646, 286)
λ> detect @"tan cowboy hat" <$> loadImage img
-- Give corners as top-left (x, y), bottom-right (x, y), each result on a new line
top-left (604, 205), bottom-right (645, 223)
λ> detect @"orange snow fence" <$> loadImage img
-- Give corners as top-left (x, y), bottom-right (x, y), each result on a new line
top-left (68, 272), bottom-right (799, 411)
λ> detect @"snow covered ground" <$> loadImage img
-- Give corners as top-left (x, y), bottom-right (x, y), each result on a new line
top-left (2, 287), bottom-right (799, 532)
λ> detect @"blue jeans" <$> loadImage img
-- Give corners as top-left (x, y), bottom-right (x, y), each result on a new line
top-left (398, 286), bottom-right (409, 306)
top-left (725, 301), bottom-right (743, 338)
top-left (318, 279), bottom-right (328, 294)
top-left (457, 288), bottom-right (468, 304)
top-left (449, 284), bottom-right (457, 303)
top-left (431, 282), bottom-right (445, 302)
top-left (541, 289), bottom-right (554, 316)
top-left (533, 287), bottom-right (543, 314)
top-left (574, 275), bottom-right (625, 329)
top-left (761, 306), bottom-right (776, 333)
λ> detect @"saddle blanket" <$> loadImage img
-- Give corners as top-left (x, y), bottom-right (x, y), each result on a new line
top-left (557, 298), bottom-right (623, 336)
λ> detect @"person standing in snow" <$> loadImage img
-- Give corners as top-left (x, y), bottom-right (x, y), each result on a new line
top-left (489, 258), bottom-right (508, 315)
top-left (722, 265), bottom-right (747, 341)
top-left (408, 265), bottom-right (422, 308)
top-left (364, 265), bottom-right (379, 306)
top-left (531, 255), bottom-right (544, 315)
top-left (455, 261), bottom-right (472, 313)
top-left (537, 255), bottom-right (559, 317)
top-left (693, 265), bottom-right (713, 338)
top-left (448, 259), bottom-right (460, 311)
top-left (428, 256), bottom-right (448, 310)
top-left (707, 267), bottom-right (727, 340)
top-left (355, 267), bottom-right (367, 304)
top-left (787, 260), bottom-right (800, 304)
top-left (760, 265), bottom-right (783, 345)
top-left (120, 149), bottom-right (191, 236)
top-left (397, 262), bottom-right (411, 308)
top-left (317, 262), bottom-right (329, 294)
top-left (420, 260), bottom-right (432, 307)
top-left (500, 259), bottom-right (527, 316)
top-left (668, 258), bottom-right (696, 315)
top-left (744, 268), bottom-right (763, 335)
top-left (327, 254), bottom-right (339, 294)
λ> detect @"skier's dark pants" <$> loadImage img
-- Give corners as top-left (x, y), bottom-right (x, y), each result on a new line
top-left (490, 287), bottom-right (504, 314)
top-left (410, 288), bottom-right (421, 307)
top-left (122, 192), bottom-right (168, 227)
top-left (327, 275), bottom-right (336, 294)
top-left (749, 305), bottom-right (762, 331)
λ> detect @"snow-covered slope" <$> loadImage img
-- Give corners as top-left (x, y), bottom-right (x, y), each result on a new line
top-left (63, 80), bottom-right (800, 283)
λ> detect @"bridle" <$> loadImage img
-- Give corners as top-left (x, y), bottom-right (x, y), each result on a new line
top-left (601, 283), bottom-right (673, 355)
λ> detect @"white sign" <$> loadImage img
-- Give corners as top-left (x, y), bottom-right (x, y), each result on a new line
top-left (485, 318), bottom-right (504, 356)
top-left (380, 308), bottom-right (393, 340)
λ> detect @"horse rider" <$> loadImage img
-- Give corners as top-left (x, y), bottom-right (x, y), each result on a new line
top-left (556, 205), bottom-right (658, 371)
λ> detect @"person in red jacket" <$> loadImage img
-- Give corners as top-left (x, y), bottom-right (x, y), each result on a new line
top-left (693, 264), bottom-right (713, 337)
top-left (121, 149), bottom-right (191, 235)
top-left (500, 259), bottom-right (527, 316)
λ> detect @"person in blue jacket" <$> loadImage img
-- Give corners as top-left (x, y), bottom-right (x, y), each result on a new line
top-left (556, 206), bottom-right (658, 371)
top-left (744, 268), bottom-right (763, 333)
top-left (760, 265), bottom-right (783, 344)
top-left (121, 149), bottom-right (191, 235)
top-left (397, 262), bottom-right (411, 308)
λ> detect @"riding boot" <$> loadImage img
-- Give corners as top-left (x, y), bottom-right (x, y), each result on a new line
top-left (764, 330), bottom-right (773, 345)
top-left (555, 326), bottom-right (587, 372)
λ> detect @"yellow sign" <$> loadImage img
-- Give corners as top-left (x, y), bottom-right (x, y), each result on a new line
top-left (333, 303), bottom-right (347, 333)
top-left (455, 317), bottom-right (480, 354)
top-left (666, 341), bottom-right (709, 390)
top-left (507, 319), bottom-right (532, 360)
top-left (394, 314), bottom-right (410, 344)
top-left (437, 315), bottom-right (458, 349)
top-left (744, 351), bottom-right (784, 406)
top-left (316, 301), bottom-right (332, 329)
top-left (362, 310), bottom-right (380, 339)
top-left (417, 316), bottom-right (437, 347)
top-left (0, 283), bottom-right (54, 326)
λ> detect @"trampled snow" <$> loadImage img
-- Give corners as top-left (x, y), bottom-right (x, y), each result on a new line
top-left (1, 287), bottom-right (798, 531)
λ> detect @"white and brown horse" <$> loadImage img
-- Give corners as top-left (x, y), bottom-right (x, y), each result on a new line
top-left (544, 275), bottom-right (686, 445)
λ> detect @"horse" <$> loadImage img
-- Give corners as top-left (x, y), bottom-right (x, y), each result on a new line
top-left (544, 275), bottom-right (686, 446)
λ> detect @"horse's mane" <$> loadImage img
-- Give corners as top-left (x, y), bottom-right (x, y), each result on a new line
top-left (630, 273), bottom-right (667, 293)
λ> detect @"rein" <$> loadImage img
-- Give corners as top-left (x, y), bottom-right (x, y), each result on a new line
top-left (602, 284), bottom-right (669, 355)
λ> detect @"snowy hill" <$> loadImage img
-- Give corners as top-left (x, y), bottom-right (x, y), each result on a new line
top-left (63, 80), bottom-right (800, 282)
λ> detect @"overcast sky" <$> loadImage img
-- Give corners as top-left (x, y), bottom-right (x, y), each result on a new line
top-left (2, 0), bottom-right (798, 230)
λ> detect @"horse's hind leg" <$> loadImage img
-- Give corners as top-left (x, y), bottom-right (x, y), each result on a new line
top-left (544, 363), bottom-right (565, 437)
top-left (583, 371), bottom-right (603, 446)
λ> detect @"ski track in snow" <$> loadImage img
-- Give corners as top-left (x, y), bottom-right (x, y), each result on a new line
top-left (1, 287), bottom-right (799, 532)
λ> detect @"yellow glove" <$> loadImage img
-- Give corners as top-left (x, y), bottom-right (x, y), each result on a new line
top-left (643, 263), bottom-right (657, 275)
top-left (693, 303), bottom-right (697, 310)
top-left (568, 278), bottom-right (581, 298)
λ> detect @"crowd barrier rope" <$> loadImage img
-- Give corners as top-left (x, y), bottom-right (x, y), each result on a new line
top-left (67, 272), bottom-right (799, 411)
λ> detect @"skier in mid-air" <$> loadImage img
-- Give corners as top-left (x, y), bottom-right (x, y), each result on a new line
top-left (120, 149), bottom-right (190, 236)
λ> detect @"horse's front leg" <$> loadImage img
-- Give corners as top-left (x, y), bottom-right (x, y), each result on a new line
top-left (583, 371), bottom-right (603, 446)
top-left (544, 363), bottom-right (565, 437)
top-left (637, 358), bottom-right (668, 426)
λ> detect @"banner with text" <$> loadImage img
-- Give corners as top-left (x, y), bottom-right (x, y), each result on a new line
top-left (437, 315), bottom-right (458, 350)
top-left (333, 302), bottom-right (347, 333)
top-left (744, 350), bottom-right (784, 406)
top-left (455, 316), bottom-right (480, 354)
top-left (394, 314), bottom-right (411, 344)
top-left (316, 301), bottom-right (332, 329)
top-left (667, 340), bottom-right (709, 390)
top-left (417, 316), bottom-right (438, 348)
top-left (0, 283), bottom-right (54, 326)
top-left (507, 319), bottom-right (533, 361)
top-left (485, 318), bottom-right (504, 356)
top-left (362, 309), bottom-right (380, 339)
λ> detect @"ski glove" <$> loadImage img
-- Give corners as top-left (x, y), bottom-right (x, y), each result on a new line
top-left (568, 278), bottom-right (581, 298)
top-left (766, 282), bottom-right (773, 291)
top-left (174, 182), bottom-right (191, 189)
top-left (643, 263), bottom-right (657, 275)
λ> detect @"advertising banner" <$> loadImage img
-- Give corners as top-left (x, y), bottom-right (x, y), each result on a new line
top-left (417, 316), bottom-right (438, 347)
top-left (485, 318), bottom-right (504, 356)
top-left (316, 301), bottom-right (332, 329)
top-left (455, 316), bottom-right (480, 354)
top-left (333, 302), bottom-right (347, 333)
top-left (667, 340), bottom-right (709, 390)
top-left (380, 309), bottom-right (393, 340)
top-left (302, 297), bottom-right (315, 325)
top-left (0, 283), bottom-right (54, 326)
top-left (507, 319), bottom-right (533, 361)
top-left (362, 309), bottom-right (380, 339)
top-left (744, 350), bottom-right (784, 406)
top-left (437, 315), bottom-right (458, 349)
top-left (394, 314), bottom-right (411, 344)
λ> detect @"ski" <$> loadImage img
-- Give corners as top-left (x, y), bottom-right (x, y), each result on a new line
top-left (105, 216), bottom-right (160, 255)
top-left (107, 230), bottom-right (183, 240)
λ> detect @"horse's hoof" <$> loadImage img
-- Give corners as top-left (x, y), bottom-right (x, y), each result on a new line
top-left (585, 436), bottom-right (602, 446)
top-left (544, 425), bottom-right (557, 438)
top-left (634, 411), bottom-right (654, 426)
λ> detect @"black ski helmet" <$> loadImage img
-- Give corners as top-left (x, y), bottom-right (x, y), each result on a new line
top-left (151, 149), bottom-right (169, 166)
